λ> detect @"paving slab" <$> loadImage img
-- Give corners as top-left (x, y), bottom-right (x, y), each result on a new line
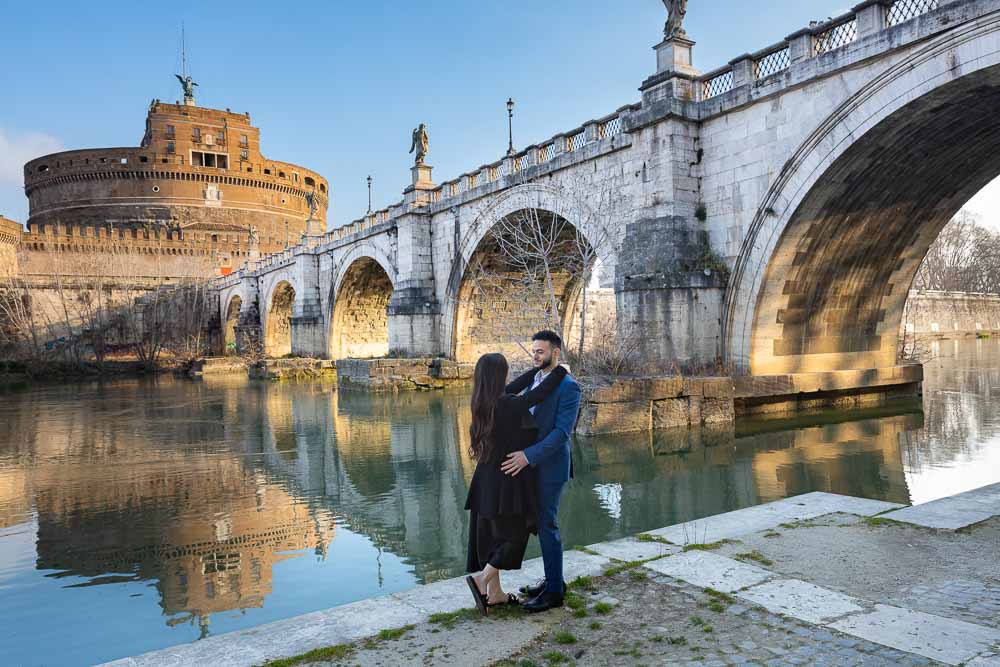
top-left (102, 595), bottom-right (426, 667)
top-left (884, 484), bottom-right (1000, 530)
top-left (643, 551), bottom-right (774, 593)
top-left (585, 536), bottom-right (678, 562)
top-left (392, 576), bottom-right (472, 615)
top-left (967, 656), bottom-right (1000, 666)
top-left (736, 579), bottom-right (865, 624)
top-left (882, 482), bottom-right (1000, 530)
top-left (882, 506), bottom-right (995, 530)
top-left (646, 492), bottom-right (903, 544)
top-left (828, 604), bottom-right (1000, 666)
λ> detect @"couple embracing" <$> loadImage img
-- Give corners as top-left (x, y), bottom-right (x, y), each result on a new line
top-left (464, 330), bottom-right (582, 615)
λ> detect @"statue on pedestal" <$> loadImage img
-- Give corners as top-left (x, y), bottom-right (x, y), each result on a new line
top-left (175, 74), bottom-right (198, 103)
top-left (662, 0), bottom-right (689, 38)
top-left (409, 124), bottom-right (429, 165)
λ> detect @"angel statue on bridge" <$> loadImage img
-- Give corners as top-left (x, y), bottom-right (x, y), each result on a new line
top-left (410, 123), bottom-right (429, 166)
top-left (662, 0), bottom-right (689, 38)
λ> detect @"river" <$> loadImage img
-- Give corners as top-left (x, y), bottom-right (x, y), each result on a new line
top-left (2, 337), bottom-right (999, 666)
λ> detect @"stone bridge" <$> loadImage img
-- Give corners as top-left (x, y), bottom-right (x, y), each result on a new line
top-left (217, 0), bottom-right (1000, 379)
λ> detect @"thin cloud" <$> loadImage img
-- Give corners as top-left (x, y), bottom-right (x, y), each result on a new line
top-left (0, 128), bottom-right (63, 186)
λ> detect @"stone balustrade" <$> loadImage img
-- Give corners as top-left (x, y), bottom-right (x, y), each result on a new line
top-left (696, 0), bottom-right (941, 101)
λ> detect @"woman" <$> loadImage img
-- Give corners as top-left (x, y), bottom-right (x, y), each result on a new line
top-left (464, 353), bottom-right (567, 615)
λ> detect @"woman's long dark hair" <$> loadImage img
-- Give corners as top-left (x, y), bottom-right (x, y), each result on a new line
top-left (469, 353), bottom-right (509, 462)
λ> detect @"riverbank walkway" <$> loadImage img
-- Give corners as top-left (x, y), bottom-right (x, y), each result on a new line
top-left (106, 484), bottom-right (1000, 666)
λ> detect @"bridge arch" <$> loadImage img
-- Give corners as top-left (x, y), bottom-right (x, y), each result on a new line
top-left (263, 277), bottom-right (297, 357)
top-left (328, 248), bottom-right (396, 359)
top-left (445, 183), bottom-right (612, 362)
top-left (725, 14), bottom-right (1000, 375)
top-left (223, 295), bottom-right (242, 353)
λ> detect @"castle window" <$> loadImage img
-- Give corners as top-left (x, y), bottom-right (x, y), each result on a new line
top-left (240, 149), bottom-right (248, 160)
top-left (305, 176), bottom-right (315, 187)
top-left (193, 128), bottom-right (201, 141)
top-left (218, 130), bottom-right (225, 143)
top-left (320, 183), bottom-right (326, 193)
top-left (279, 171), bottom-right (286, 178)
top-left (166, 125), bottom-right (175, 137)
top-left (264, 169), bottom-right (271, 175)
top-left (100, 157), bottom-right (107, 163)
top-left (167, 142), bottom-right (175, 154)
top-left (139, 155), bottom-right (148, 163)
top-left (240, 134), bottom-right (248, 147)
top-left (218, 155), bottom-right (228, 169)
top-left (37, 165), bottom-right (49, 173)
top-left (120, 158), bottom-right (128, 165)
top-left (211, 234), bottom-right (218, 243)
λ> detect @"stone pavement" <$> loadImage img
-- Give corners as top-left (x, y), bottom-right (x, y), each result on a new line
top-left (103, 485), bottom-right (1000, 667)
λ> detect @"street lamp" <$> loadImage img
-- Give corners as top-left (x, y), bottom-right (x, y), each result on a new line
top-left (506, 98), bottom-right (515, 156)
top-left (367, 175), bottom-right (373, 214)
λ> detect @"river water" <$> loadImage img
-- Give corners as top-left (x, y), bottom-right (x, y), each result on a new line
top-left (2, 338), bottom-right (999, 666)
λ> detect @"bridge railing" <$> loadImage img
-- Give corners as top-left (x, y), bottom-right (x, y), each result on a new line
top-left (696, 0), bottom-right (940, 101)
top-left (315, 103), bottom-right (636, 245)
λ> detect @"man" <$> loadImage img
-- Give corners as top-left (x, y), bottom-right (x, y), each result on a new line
top-left (500, 330), bottom-right (582, 613)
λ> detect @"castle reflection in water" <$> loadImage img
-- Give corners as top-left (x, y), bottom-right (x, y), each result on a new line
top-left (1, 342), bottom-right (996, 645)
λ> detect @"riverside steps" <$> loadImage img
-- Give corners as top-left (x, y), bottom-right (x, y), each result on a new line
top-left (105, 483), bottom-right (1000, 667)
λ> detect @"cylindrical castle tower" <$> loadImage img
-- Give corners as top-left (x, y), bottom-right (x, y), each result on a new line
top-left (21, 99), bottom-right (329, 277)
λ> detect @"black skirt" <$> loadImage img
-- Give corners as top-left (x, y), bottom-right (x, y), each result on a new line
top-left (464, 394), bottom-right (545, 573)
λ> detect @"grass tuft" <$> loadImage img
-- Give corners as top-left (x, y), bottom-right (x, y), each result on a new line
top-left (256, 644), bottom-right (355, 667)
top-left (553, 631), bottom-right (578, 645)
top-left (594, 602), bottom-right (614, 615)
top-left (542, 650), bottom-right (568, 664)
top-left (682, 539), bottom-right (738, 552)
top-left (734, 551), bottom-right (774, 566)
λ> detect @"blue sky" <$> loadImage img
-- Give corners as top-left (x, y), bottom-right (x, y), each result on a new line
top-left (3, 0), bottom-right (996, 229)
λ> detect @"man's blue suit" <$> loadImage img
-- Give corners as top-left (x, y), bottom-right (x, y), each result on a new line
top-left (508, 369), bottom-right (582, 595)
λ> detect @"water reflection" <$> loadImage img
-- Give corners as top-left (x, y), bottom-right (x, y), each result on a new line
top-left (2, 340), bottom-right (1000, 665)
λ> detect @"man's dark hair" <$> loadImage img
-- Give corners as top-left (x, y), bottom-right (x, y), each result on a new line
top-left (532, 330), bottom-right (563, 349)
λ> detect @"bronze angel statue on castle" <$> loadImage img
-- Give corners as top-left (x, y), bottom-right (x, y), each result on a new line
top-left (663, 0), bottom-right (689, 38)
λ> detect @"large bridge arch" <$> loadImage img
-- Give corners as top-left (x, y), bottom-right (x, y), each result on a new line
top-left (725, 14), bottom-right (1000, 376)
top-left (328, 246), bottom-right (396, 359)
top-left (262, 272), bottom-right (298, 357)
top-left (444, 183), bottom-right (613, 362)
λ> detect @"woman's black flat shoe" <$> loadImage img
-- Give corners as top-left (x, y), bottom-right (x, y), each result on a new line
top-left (466, 576), bottom-right (489, 616)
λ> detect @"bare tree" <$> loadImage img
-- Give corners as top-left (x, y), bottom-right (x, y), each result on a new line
top-left (915, 211), bottom-right (1000, 293)
top-left (455, 171), bottom-right (632, 372)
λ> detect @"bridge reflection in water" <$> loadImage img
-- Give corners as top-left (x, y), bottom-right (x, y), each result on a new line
top-left (2, 340), bottom-right (1000, 665)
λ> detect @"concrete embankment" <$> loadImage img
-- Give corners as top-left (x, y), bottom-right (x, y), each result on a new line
top-left (105, 483), bottom-right (1000, 667)
top-left (903, 290), bottom-right (1000, 338)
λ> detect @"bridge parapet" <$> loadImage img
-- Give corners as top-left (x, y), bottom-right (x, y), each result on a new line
top-left (692, 0), bottom-right (943, 105)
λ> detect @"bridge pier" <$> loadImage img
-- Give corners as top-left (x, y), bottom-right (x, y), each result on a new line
top-left (290, 252), bottom-right (327, 358)
top-left (387, 209), bottom-right (441, 356)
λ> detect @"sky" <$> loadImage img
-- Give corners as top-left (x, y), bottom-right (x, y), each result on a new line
top-left (2, 0), bottom-right (998, 230)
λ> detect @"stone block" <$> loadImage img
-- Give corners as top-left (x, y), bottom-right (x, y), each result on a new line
top-left (652, 397), bottom-right (690, 429)
top-left (577, 401), bottom-right (650, 435)
top-left (701, 397), bottom-right (735, 424)
top-left (701, 377), bottom-right (735, 398)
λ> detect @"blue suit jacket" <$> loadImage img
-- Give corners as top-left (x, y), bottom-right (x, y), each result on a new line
top-left (511, 372), bottom-right (581, 484)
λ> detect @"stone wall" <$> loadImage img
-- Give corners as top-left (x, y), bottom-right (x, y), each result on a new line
top-left (0, 217), bottom-right (20, 277)
top-left (335, 358), bottom-right (472, 392)
top-left (578, 365), bottom-right (922, 435)
top-left (901, 291), bottom-right (1000, 337)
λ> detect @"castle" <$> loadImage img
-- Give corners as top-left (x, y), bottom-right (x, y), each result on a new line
top-left (15, 87), bottom-right (329, 279)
